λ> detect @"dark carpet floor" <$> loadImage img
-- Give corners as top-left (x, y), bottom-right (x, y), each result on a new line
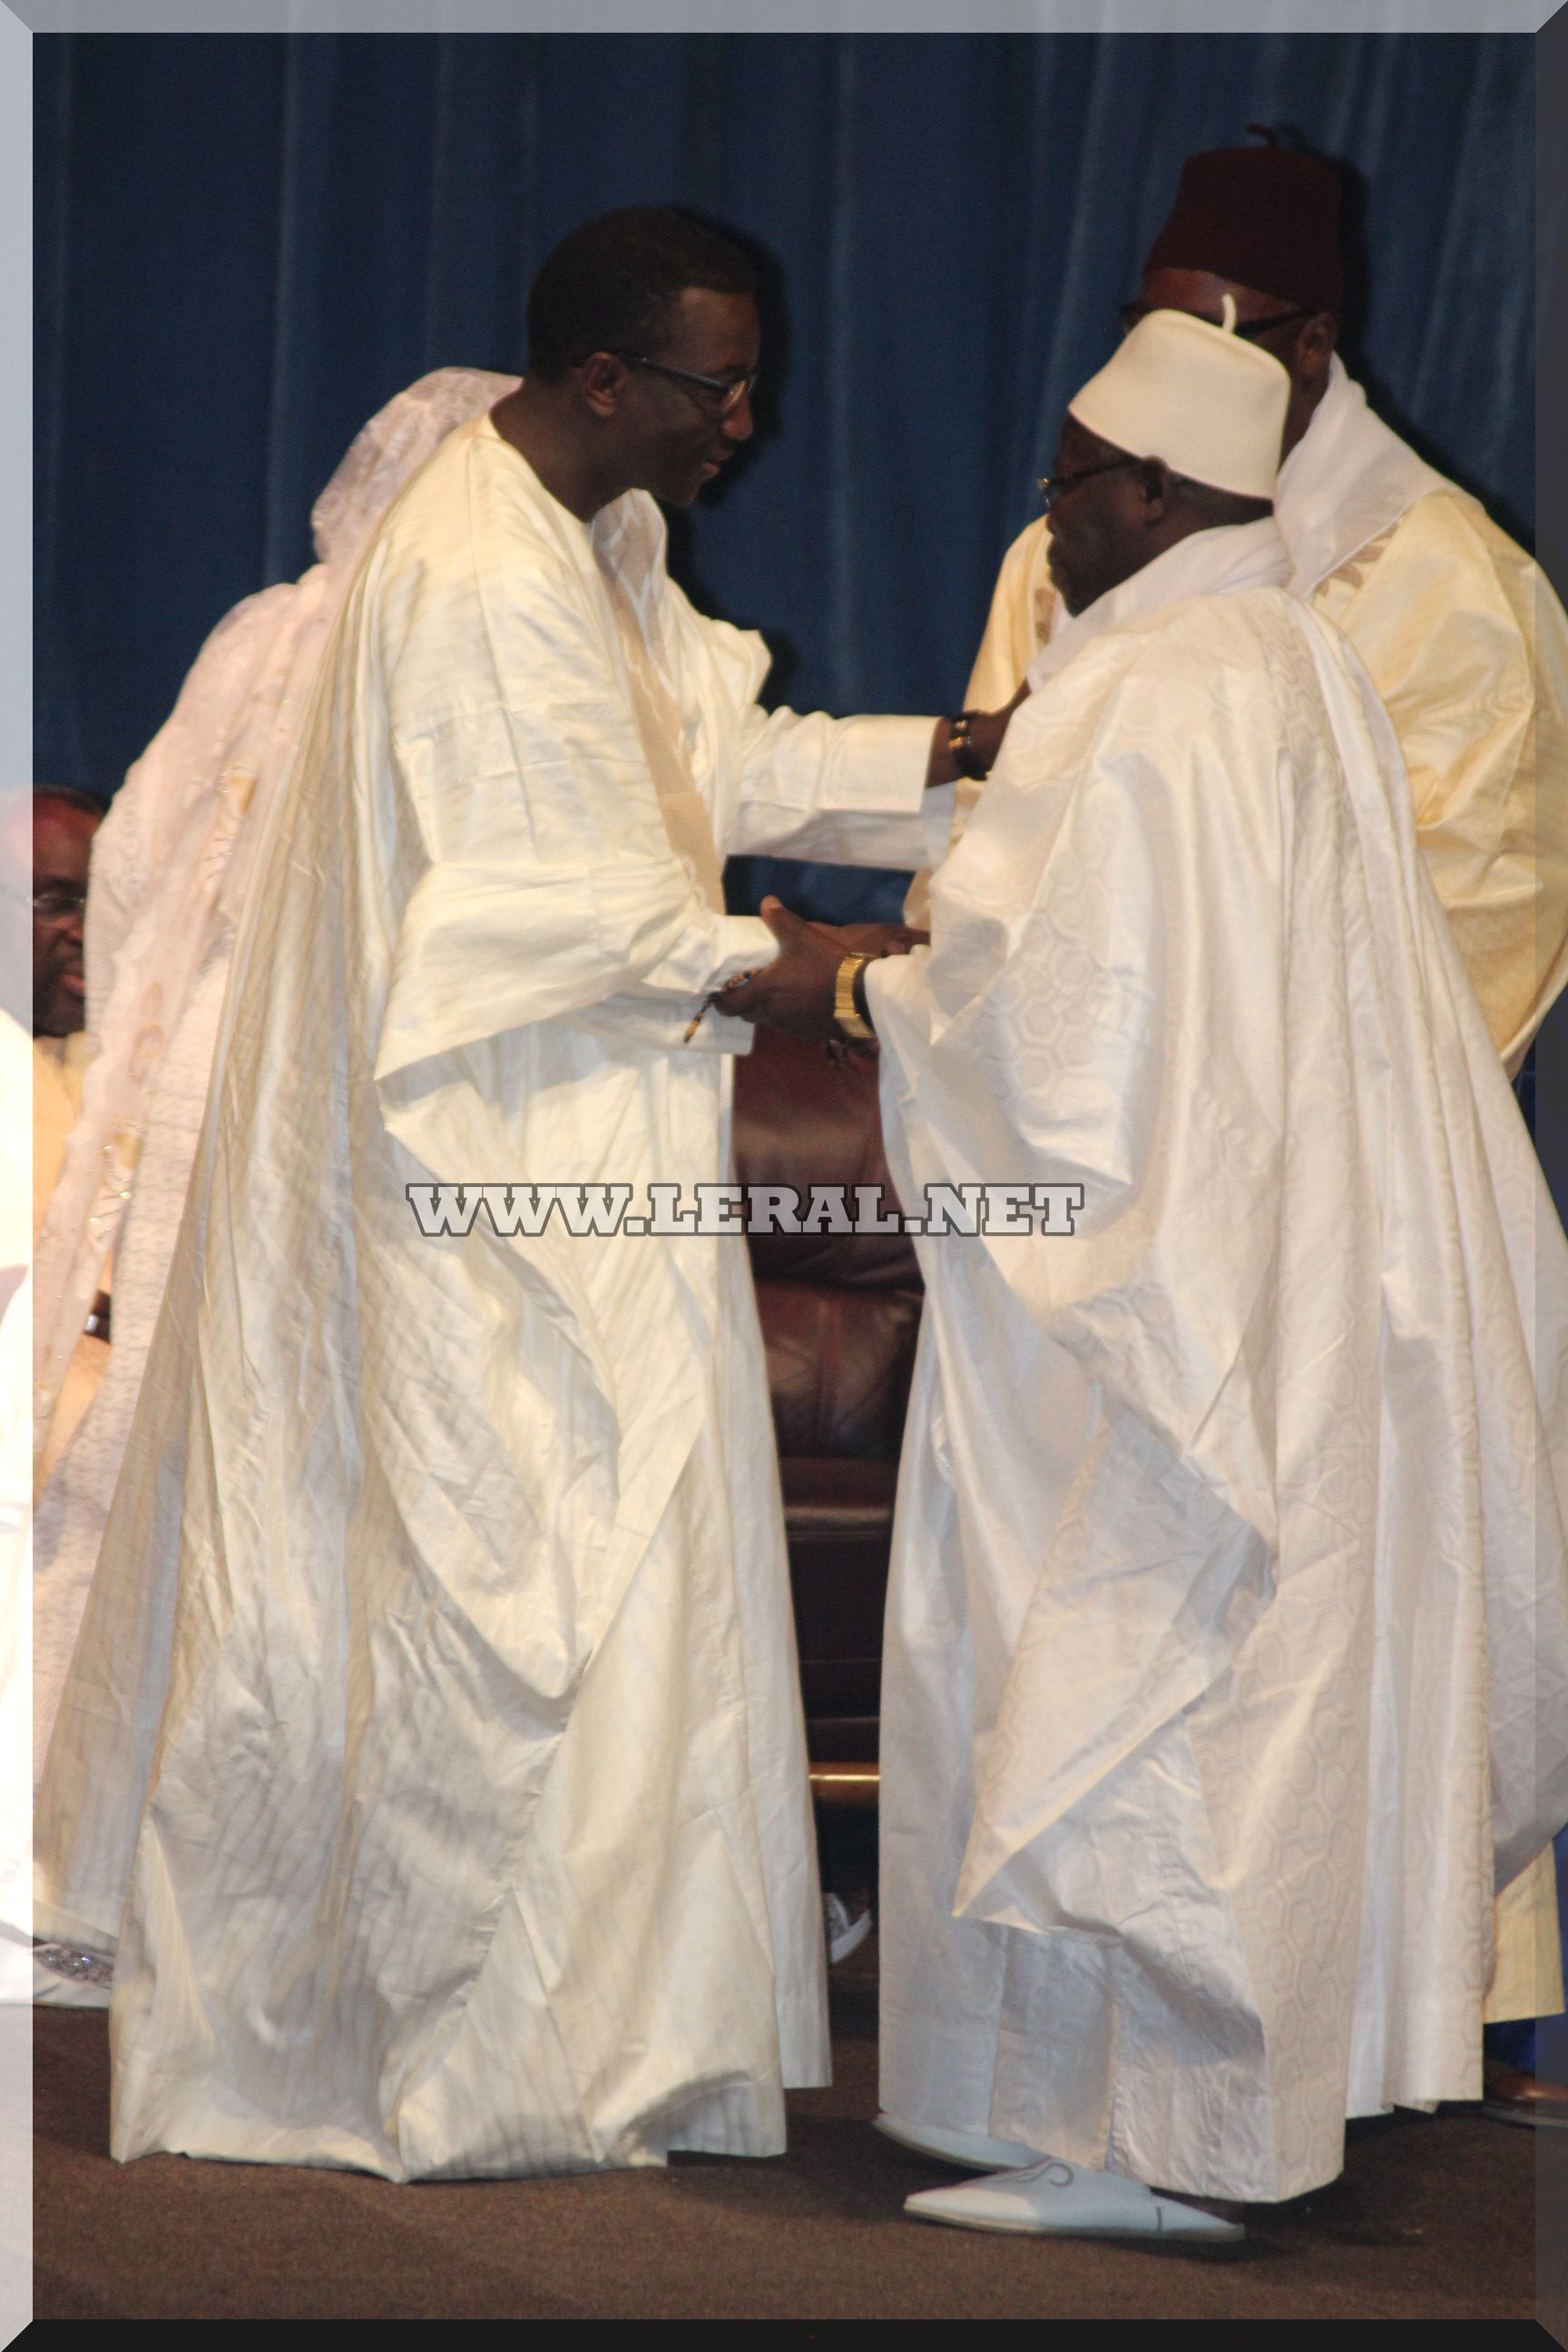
top-left (34, 1937), bottom-right (1543, 2322)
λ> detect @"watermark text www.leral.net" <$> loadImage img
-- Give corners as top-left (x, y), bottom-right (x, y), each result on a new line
top-left (407, 1181), bottom-right (1083, 1240)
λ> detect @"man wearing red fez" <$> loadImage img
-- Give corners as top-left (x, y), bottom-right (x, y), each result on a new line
top-left (927, 135), bottom-right (1568, 1080)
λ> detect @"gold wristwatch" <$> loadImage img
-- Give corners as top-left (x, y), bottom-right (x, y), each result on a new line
top-left (834, 953), bottom-right (876, 1043)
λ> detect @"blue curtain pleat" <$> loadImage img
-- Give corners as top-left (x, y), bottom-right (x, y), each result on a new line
top-left (825, 39), bottom-right (860, 720)
top-left (34, 30), bottom-right (1537, 930)
top-left (34, 36), bottom-right (77, 793)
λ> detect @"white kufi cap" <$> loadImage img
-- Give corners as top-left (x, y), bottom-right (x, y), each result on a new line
top-left (1067, 307), bottom-right (1289, 500)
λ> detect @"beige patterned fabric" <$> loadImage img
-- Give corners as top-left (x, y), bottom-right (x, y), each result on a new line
top-left (871, 522), bottom-right (1568, 2200)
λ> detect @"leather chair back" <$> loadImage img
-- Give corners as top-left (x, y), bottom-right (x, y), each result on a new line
top-left (733, 1027), bottom-right (923, 1766)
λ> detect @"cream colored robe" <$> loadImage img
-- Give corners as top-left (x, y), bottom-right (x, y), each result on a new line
top-left (35, 416), bottom-right (940, 2179)
top-left (31, 1033), bottom-right (90, 1245)
top-left (873, 521), bottom-right (1568, 2200)
top-left (31, 1035), bottom-right (107, 1488)
top-left (0, 1012), bottom-right (31, 1998)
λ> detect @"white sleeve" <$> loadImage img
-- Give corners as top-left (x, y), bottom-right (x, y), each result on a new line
top-left (730, 705), bottom-right (944, 869)
top-left (374, 554), bottom-right (787, 1082)
top-left (669, 579), bottom-right (945, 871)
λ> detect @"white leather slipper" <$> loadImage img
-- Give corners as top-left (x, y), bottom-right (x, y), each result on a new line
top-left (903, 2155), bottom-right (1246, 2242)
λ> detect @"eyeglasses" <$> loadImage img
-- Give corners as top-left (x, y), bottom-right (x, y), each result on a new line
top-left (32, 886), bottom-right (87, 922)
top-left (1035, 456), bottom-right (1144, 513)
top-left (1117, 301), bottom-right (1316, 344)
top-left (608, 352), bottom-right (759, 415)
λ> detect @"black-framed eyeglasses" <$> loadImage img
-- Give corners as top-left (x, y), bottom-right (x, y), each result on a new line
top-left (607, 351), bottom-right (759, 414)
top-left (1035, 456), bottom-right (1144, 513)
top-left (1117, 301), bottom-right (1316, 344)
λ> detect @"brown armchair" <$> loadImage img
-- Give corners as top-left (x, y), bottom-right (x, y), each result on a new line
top-left (731, 1026), bottom-right (923, 1806)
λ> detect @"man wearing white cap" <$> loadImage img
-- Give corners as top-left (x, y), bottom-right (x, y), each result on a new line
top-left (940, 132), bottom-right (1568, 2132)
top-left (719, 311), bottom-right (1568, 2238)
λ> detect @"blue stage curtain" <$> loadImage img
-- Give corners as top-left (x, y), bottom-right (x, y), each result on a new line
top-left (35, 32), bottom-right (1536, 927)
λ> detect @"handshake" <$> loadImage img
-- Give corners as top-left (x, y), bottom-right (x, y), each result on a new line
top-left (705, 685), bottom-right (1027, 1049)
top-left (709, 901), bottom-right (928, 1049)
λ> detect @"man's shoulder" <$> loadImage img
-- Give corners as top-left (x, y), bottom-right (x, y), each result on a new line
top-left (1105, 582), bottom-right (1305, 684)
top-left (1382, 485), bottom-right (1539, 592)
top-left (1345, 486), bottom-right (1563, 656)
top-left (1079, 588), bottom-right (1323, 758)
top-left (1005, 592), bottom-right (1311, 854)
top-left (364, 424), bottom-right (597, 626)
top-left (1018, 591), bottom-right (1302, 773)
top-left (369, 412), bottom-right (476, 529)
top-left (377, 420), bottom-right (528, 544)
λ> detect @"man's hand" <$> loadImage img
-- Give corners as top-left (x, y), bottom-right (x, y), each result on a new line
top-left (923, 681), bottom-right (1030, 789)
top-left (810, 919), bottom-right (928, 959)
top-left (974, 681), bottom-right (1031, 769)
top-left (713, 900), bottom-right (842, 1042)
top-left (714, 905), bottom-right (929, 1042)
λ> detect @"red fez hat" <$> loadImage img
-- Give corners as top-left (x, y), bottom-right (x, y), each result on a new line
top-left (1142, 135), bottom-right (1343, 318)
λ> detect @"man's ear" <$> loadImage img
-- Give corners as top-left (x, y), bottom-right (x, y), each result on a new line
top-left (580, 351), bottom-right (628, 421)
top-left (1291, 313), bottom-right (1337, 385)
top-left (1136, 456), bottom-right (1176, 520)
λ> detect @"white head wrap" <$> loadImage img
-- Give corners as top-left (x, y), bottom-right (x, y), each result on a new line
top-left (32, 367), bottom-right (518, 1469)
top-left (1068, 309), bottom-right (1289, 501)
